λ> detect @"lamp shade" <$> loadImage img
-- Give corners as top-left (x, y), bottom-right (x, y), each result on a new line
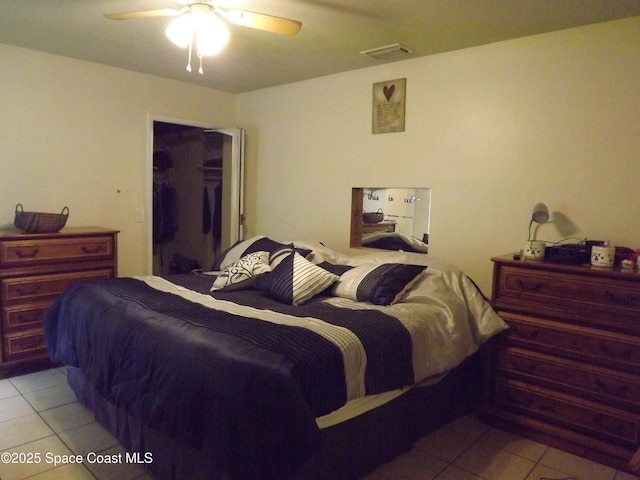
top-left (194, 12), bottom-right (229, 56)
top-left (165, 14), bottom-right (194, 49)
top-left (531, 203), bottom-right (549, 224)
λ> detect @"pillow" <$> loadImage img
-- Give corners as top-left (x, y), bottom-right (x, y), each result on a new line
top-left (332, 263), bottom-right (426, 306)
top-left (290, 240), bottom-right (353, 265)
top-left (317, 261), bottom-right (354, 276)
top-left (210, 251), bottom-right (271, 291)
top-left (269, 246), bottom-right (295, 269)
top-left (257, 252), bottom-right (339, 305)
top-left (212, 236), bottom-right (311, 271)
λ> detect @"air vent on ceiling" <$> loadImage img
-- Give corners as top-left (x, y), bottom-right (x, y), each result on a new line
top-left (360, 44), bottom-right (413, 60)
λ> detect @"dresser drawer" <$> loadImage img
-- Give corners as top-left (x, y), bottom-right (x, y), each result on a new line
top-left (497, 347), bottom-right (640, 409)
top-left (496, 266), bottom-right (640, 325)
top-left (1, 269), bottom-right (113, 304)
top-left (2, 301), bottom-right (52, 332)
top-left (494, 379), bottom-right (639, 446)
top-left (0, 235), bottom-right (115, 267)
top-left (500, 312), bottom-right (640, 373)
top-left (3, 330), bottom-right (47, 362)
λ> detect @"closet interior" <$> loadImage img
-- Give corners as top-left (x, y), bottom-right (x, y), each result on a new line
top-left (152, 122), bottom-right (229, 276)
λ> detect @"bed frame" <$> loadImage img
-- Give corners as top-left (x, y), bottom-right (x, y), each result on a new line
top-left (66, 351), bottom-right (481, 480)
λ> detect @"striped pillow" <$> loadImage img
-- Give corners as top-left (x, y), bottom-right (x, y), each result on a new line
top-left (332, 263), bottom-right (426, 305)
top-left (258, 252), bottom-right (339, 305)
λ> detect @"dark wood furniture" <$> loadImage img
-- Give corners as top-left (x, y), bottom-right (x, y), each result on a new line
top-left (362, 221), bottom-right (396, 234)
top-left (483, 254), bottom-right (640, 473)
top-left (0, 227), bottom-right (118, 378)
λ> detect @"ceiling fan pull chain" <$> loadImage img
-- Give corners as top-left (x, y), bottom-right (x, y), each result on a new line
top-left (198, 53), bottom-right (204, 75)
top-left (186, 36), bottom-right (193, 72)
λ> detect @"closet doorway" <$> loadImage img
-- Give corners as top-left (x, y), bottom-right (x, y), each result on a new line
top-left (147, 116), bottom-right (244, 275)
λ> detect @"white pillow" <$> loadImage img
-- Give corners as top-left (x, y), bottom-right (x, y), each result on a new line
top-left (211, 251), bottom-right (271, 291)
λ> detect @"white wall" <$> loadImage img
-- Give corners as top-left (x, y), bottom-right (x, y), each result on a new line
top-left (0, 45), bottom-right (236, 276)
top-left (237, 17), bottom-right (640, 294)
top-left (2, 16), bottom-right (638, 293)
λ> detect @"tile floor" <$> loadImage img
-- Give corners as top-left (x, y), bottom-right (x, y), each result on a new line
top-left (0, 367), bottom-right (637, 480)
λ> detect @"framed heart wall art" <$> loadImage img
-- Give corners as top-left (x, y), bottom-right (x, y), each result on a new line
top-left (372, 78), bottom-right (406, 134)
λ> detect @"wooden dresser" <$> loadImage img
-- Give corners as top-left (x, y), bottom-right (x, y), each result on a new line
top-left (482, 254), bottom-right (640, 473)
top-left (362, 222), bottom-right (396, 234)
top-left (0, 227), bottom-right (118, 378)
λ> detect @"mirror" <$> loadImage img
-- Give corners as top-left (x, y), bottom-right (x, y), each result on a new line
top-left (351, 187), bottom-right (431, 253)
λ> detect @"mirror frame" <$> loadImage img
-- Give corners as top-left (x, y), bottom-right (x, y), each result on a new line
top-left (350, 187), bottom-right (365, 248)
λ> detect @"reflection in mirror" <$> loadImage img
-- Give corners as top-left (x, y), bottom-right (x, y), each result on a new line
top-left (350, 187), bottom-right (431, 253)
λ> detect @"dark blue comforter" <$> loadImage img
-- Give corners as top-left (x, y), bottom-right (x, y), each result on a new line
top-left (43, 275), bottom-right (414, 480)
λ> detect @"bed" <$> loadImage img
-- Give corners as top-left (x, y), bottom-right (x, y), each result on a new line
top-left (361, 231), bottom-right (429, 253)
top-left (44, 236), bottom-right (506, 480)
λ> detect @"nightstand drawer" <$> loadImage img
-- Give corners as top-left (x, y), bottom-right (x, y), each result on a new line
top-left (494, 380), bottom-right (639, 446)
top-left (496, 266), bottom-right (640, 322)
top-left (0, 235), bottom-right (114, 267)
top-left (501, 312), bottom-right (640, 373)
top-left (2, 301), bottom-right (51, 331)
top-left (497, 347), bottom-right (640, 408)
top-left (3, 330), bottom-right (47, 362)
top-left (1, 269), bottom-right (113, 303)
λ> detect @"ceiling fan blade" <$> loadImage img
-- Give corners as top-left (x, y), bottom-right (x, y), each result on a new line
top-left (219, 9), bottom-right (301, 36)
top-left (104, 8), bottom-right (183, 20)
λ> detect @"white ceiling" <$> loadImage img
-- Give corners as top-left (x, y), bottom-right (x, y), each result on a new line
top-left (1, 0), bottom-right (639, 94)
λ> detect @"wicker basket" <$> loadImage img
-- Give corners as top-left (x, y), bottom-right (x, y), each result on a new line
top-left (14, 204), bottom-right (69, 233)
top-left (363, 209), bottom-right (384, 224)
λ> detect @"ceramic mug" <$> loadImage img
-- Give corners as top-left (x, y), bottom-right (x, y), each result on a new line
top-left (591, 245), bottom-right (615, 267)
top-left (524, 241), bottom-right (545, 259)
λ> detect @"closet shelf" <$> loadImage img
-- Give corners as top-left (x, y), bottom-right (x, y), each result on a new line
top-left (199, 166), bottom-right (222, 183)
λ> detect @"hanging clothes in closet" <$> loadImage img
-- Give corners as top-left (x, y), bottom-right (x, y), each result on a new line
top-left (153, 151), bottom-right (178, 267)
top-left (202, 186), bottom-right (211, 234)
top-left (201, 158), bottom-right (223, 269)
top-left (213, 182), bottom-right (222, 248)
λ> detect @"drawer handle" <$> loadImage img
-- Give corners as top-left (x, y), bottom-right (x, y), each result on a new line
top-left (603, 290), bottom-right (640, 307)
top-left (599, 341), bottom-right (632, 360)
top-left (16, 312), bottom-right (42, 324)
top-left (508, 359), bottom-right (537, 374)
top-left (15, 248), bottom-right (39, 259)
top-left (16, 285), bottom-right (41, 297)
top-left (594, 378), bottom-right (630, 399)
top-left (516, 279), bottom-right (543, 292)
top-left (537, 403), bottom-right (556, 414)
top-left (505, 390), bottom-right (534, 407)
top-left (510, 325), bottom-right (540, 340)
top-left (593, 414), bottom-right (628, 434)
top-left (16, 336), bottom-right (46, 350)
top-left (81, 245), bottom-right (103, 254)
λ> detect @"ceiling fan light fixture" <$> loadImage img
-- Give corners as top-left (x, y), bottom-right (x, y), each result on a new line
top-left (165, 4), bottom-right (229, 74)
top-left (165, 13), bottom-right (193, 48)
top-left (194, 12), bottom-right (229, 56)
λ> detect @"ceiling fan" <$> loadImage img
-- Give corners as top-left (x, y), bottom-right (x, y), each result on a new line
top-left (104, 1), bottom-right (302, 73)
